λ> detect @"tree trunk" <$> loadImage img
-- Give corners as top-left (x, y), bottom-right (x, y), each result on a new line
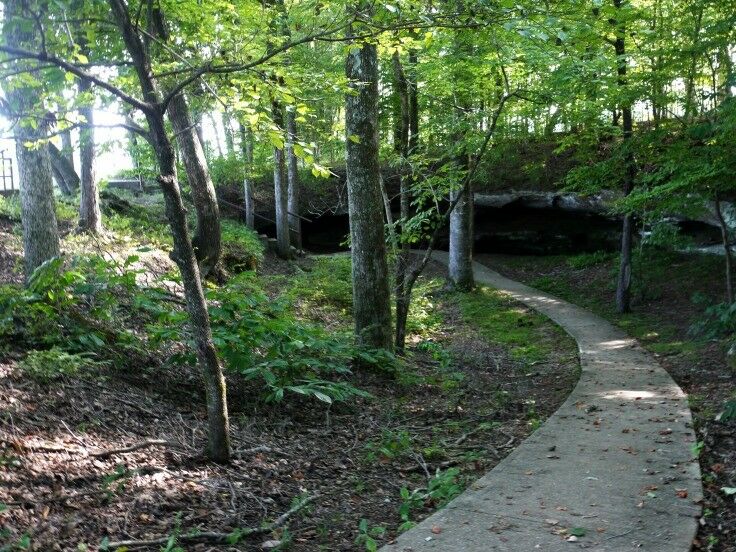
top-left (272, 102), bottom-right (291, 258)
top-left (61, 127), bottom-right (74, 169)
top-left (715, 195), bottom-right (734, 304)
top-left (345, 36), bottom-right (393, 350)
top-left (208, 113), bottom-right (225, 158)
top-left (108, 0), bottom-right (230, 462)
top-left (447, 28), bottom-right (474, 291)
top-left (408, 49), bottom-right (419, 155)
top-left (221, 111), bottom-right (234, 156)
top-left (77, 78), bottom-right (103, 234)
top-left (48, 141), bottom-right (80, 194)
top-left (285, 109), bottom-right (301, 250)
top-left (3, 0), bottom-right (61, 280)
top-left (392, 51), bottom-right (412, 351)
top-left (614, 0), bottom-right (635, 314)
top-left (51, 164), bottom-right (72, 196)
top-left (167, 92), bottom-right (222, 277)
top-left (239, 123), bottom-right (255, 229)
top-left (448, 176), bottom-right (474, 291)
top-left (16, 140), bottom-right (60, 279)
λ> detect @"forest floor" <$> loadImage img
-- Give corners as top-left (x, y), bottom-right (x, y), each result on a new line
top-left (483, 250), bottom-right (736, 552)
top-left (0, 195), bottom-right (581, 551)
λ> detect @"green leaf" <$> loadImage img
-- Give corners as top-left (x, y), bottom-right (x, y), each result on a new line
top-left (569, 527), bottom-right (586, 537)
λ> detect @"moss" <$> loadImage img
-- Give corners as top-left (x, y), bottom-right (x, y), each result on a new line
top-left (457, 286), bottom-right (571, 365)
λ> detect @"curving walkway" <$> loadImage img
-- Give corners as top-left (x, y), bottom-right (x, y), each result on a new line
top-left (383, 254), bottom-right (702, 551)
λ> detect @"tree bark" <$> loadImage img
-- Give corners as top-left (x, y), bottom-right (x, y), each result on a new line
top-left (272, 102), bottom-right (291, 258)
top-left (715, 194), bottom-right (734, 303)
top-left (239, 123), bottom-right (255, 229)
top-left (3, 0), bottom-right (61, 280)
top-left (61, 128), bottom-right (74, 167)
top-left (108, 0), bottom-right (230, 462)
top-left (149, 11), bottom-right (222, 278)
top-left (392, 51), bottom-right (412, 351)
top-left (613, 0), bottom-right (635, 314)
top-left (167, 93), bottom-right (223, 277)
top-left (222, 111), bottom-right (234, 156)
top-left (48, 141), bottom-right (80, 194)
top-left (345, 35), bottom-right (393, 350)
top-left (286, 109), bottom-right (301, 250)
top-left (77, 78), bottom-right (103, 234)
top-left (448, 175), bottom-right (474, 290)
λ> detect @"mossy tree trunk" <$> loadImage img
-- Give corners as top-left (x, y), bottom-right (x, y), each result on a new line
top-left (77, 78), bottom-right (103, 234)
top-left (345, 33), bottom-right (393, 350)
top-left (108, 0), bottom-right (230, 462)
top-left (3, 0), bottom-right (61, 280)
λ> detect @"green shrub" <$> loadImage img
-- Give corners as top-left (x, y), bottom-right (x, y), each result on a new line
top-left (147, 272), bottom-right (390, 404)
top-left (19, 348), bottom-right (104, 383)
top-left (689, 294), bottom-right (736, 339)
top-left (566, 250), bottom-right (616, 269)
top-left (221, 220), bottom-right (264, 271)
top-left (0, 194), bottom-right (21, 220)
top-left (398, 468), bottom-right (463, 531)
top-left (287, 256), bottom-right (353, 314)
top-left (0, 255), bottom-right (146, 358)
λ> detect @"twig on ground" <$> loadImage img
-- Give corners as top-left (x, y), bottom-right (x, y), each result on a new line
top-left (90, 439), bottom-right (170, 458)
top-left (105, 494), bottom-right (318, 549)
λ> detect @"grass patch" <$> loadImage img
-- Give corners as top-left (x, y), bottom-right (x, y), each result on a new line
top-left (457, 286), bottom-right (567, 365)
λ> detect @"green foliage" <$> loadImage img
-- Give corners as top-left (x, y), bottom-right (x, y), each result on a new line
top-left (355, 519), bottom-right (386, 552)
top-left (565, 251), bottom-right (616, 270)
top-left (18, 348), bottom-right (103, 383)
top-left (398, 468), bottom-right (463, 531)
top-left (221, 220), bottom-right (264, 271)
top-left (0, 195), bottom-right (21, 220)
top-left (364, 429), bottom-right (413, 462)
top-left (207, 155), bottom-right (246, 187)
top-left (287, 256), bottom-right (354, 314)
top-left (689, 295), bottom-right (736, 339)
top-left (102, 191), bottom-right (171, 246)
top-left (0, 255), bottom-right (144, 360)
top-left (716, 400), bottom-right (736, 423)
top-left (458, 286), bottom-right (561, 364)
top-left (147, 272), bottom-right (384, 405)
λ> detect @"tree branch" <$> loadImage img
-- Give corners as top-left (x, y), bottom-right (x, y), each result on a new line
top-left (0, 44), bottom-right (152, 114)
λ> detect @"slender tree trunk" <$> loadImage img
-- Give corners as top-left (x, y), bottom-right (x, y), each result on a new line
top-left (108, 0), bottom-right (230, 462)
top-left (345, 34), bottom-right (393, 350)
top-left (148, 11), bottom-right (223, 277)
top-left (392, 51), bottom-right (411, 351)
top-left (207, 113), bottom-right (224, 158)
top-left (51, 164), bottom-right (72, 196)
top-left (272, 102), bottom-right (291, 258)
top-left (448, 175), bottom-right (474, 290)
top-left (447, 29), bottom-right (474, 291)
top-left (239, 123), bottom-right (255, 229)
top-left (61, 127), bottom-right (74, 169)
top-left (614, 0), bottom-right (635, 313)
top-left (715, 194), bottom-right (734, 304)
top-left (167, 93), bottom-right (222, 277)
top-left (77, 79), bottom-right (103, 234)
top-left (3, 0), bottom-right (60, 279)
top-left (48, 142), bottom-right (80, 194)
top-left (408, 49), bottom-right (419, 155)
top-left (285, 109), bottom-right (301, 250)
top-left (222, 111), bottom-right (234, 156)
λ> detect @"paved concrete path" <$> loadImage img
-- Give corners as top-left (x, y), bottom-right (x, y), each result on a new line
top-left (383, 254), bottom-right (702, 551)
